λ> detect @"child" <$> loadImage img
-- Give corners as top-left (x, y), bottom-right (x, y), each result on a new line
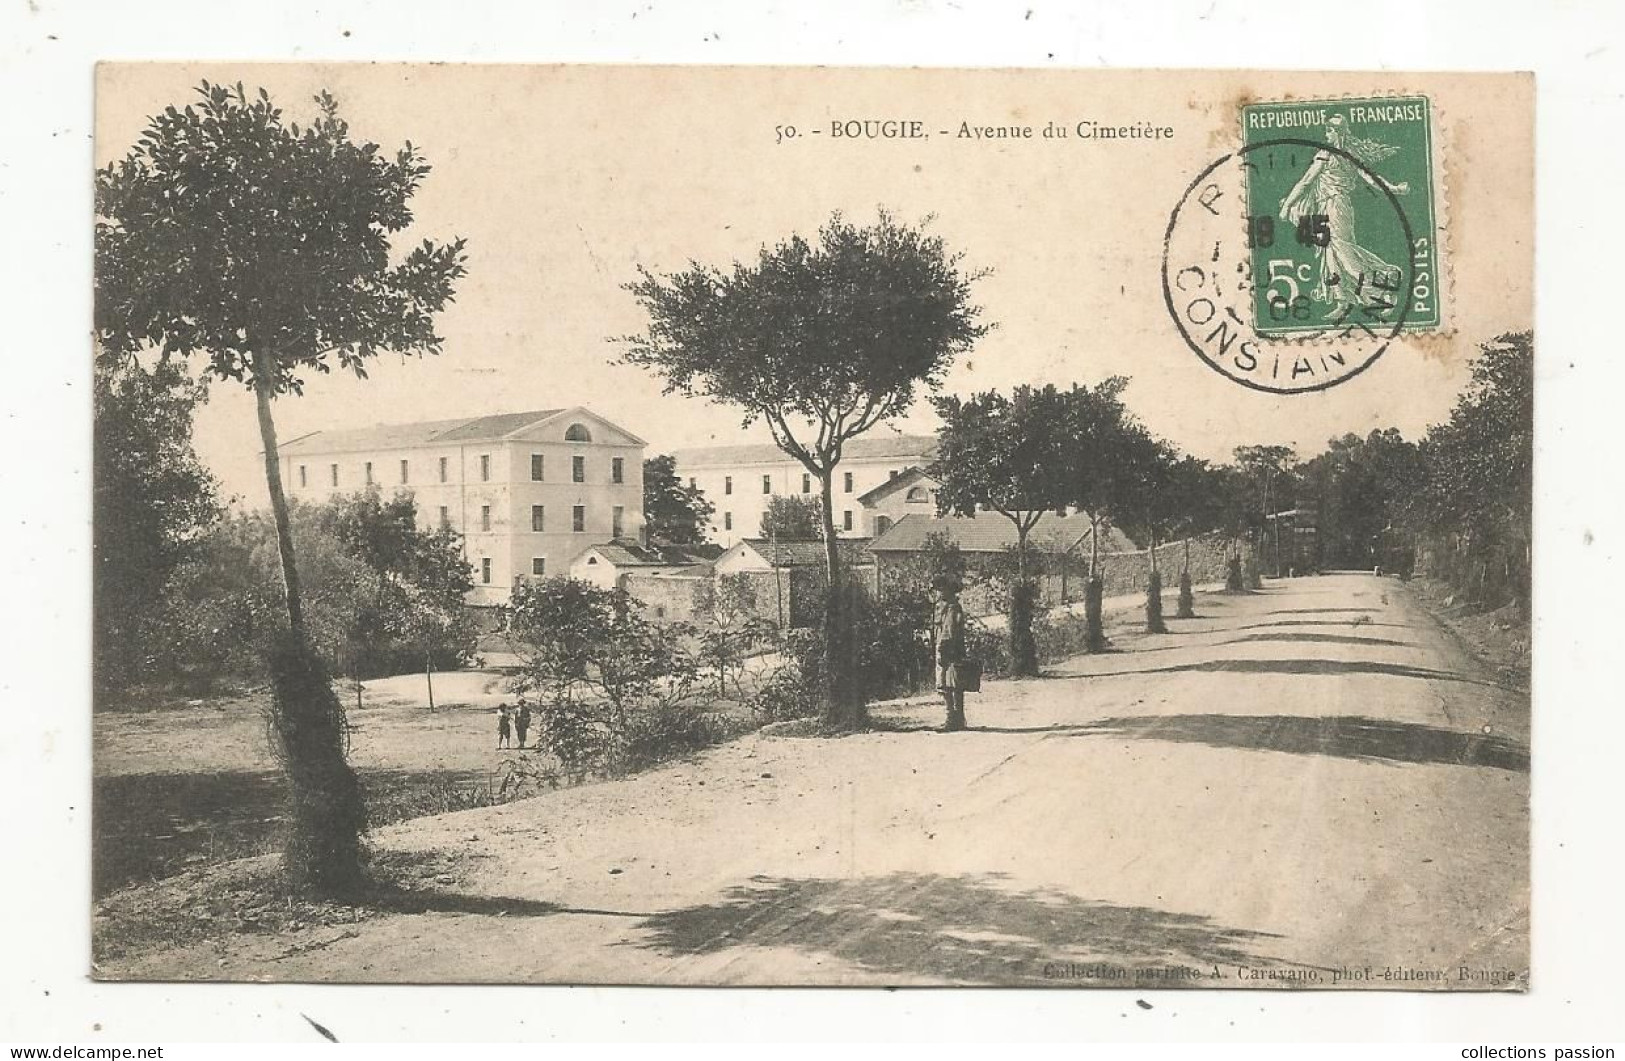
top-left (496, 703), bottom-right (513, 749)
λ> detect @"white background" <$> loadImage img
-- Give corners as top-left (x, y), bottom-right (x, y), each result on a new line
top-left (2, 0), bottom-right (1621, 1044)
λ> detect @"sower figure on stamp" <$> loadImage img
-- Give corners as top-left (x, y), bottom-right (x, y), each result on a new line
top-left (931, 576), bottom-right (969, 732)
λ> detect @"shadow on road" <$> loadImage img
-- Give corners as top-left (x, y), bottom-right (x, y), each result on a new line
top-left (1089, 657), bottom-right (1500, 689)
top-left (627, 871), bottom-right (1290, 984)
top-left (1221, 632), bottom-right (1415, 649)
top-left (1266, 608), bottom-right (1379, 616)
top-left (1025, 714), bottom-right (1530, 772)
top-left (1236, 620), bottom-right (1414, 631)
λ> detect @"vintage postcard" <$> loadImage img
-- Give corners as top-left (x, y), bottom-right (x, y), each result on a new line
top-left (92, 64), bottom-right (1532, 988)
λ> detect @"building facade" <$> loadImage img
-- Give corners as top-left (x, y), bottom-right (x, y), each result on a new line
top-left (277, 407), bottom-right (646, 606)
top-left (670, 435), bottom-right (936, 548)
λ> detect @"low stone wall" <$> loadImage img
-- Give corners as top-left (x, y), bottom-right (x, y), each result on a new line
top-left (1086, 533), bottom-right (1252, 599)
top-left (624, 565), bottom-right (868, 629)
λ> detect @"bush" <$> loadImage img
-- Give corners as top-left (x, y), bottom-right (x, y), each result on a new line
top-left (623, 701), bottom-right (734, 772)
top-left (744, 658), bottom-right (823, 723)
top-left (1033, 611), bottom-right (1093, 665)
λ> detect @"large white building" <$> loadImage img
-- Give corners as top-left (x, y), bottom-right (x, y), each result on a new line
top-left (277, 407), bottom-right (646, 606)
top-left (670, 434), bottom-right (937, 548)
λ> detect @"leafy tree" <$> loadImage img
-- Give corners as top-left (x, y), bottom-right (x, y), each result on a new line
top-left (643, 454), bottom-right (715, 546)
top-left (93, 353), bottom-right (221, 694)
top-left (1233, 444), bottom-right (1298, 579)
top-left (693, 573), bottom-right (773, 697)
top-left (1406, 333), bottom-right (1533, 607)
top-left (95, 81), bottom-right (468, 894)
top-left (1123, 435), bottom-right (1179, 633)
top-left (505, 578), bottom-right (701, 775)
top-left (1296, 430), bottom-right (1424, 568)
top-left (759, 495), bottom-right (823, 540)
top-left (622, 212), bottom-right (988, 727)
top-left (1162, 456), bottom-right (1224, 617)
top-left (933, 384), bottom-right (1084, 675)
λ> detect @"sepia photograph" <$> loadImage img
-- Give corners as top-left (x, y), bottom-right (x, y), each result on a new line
top-left (88, 64), bottom-right (1533, 988)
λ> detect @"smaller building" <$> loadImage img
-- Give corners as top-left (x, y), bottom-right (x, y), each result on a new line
top-left (712, 538), bottom-right (874, 575)
top-left (570, 540), bottom-right (719, 590)
top-left (1262, 508), bottom-right (1321, 576)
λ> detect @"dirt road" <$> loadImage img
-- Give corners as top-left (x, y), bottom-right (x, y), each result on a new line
top-left (107, 574), bottom-right (1529, 988)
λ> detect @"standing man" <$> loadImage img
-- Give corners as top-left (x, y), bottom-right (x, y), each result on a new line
top-left (515, 701), bottom-right (532, 750)
top-left (931, 577), bottom-right (969, 732)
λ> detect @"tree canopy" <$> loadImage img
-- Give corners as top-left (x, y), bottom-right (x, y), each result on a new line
top-left (642, 454), bottom-right (715, 546)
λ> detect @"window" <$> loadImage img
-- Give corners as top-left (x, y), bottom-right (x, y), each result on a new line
top-left (439, 456), bottom-right (448, 483)
top-left (330, 464), bottom-right (339, 487)
top-left (842, 510), bottom-right (853, 532)
top-left (531, 454), bottom-right (544, 481)
top-left (688, 477), bottom-right (697, 489)
top-left (532, 557), bottom-right (546, 576)
top-left (723, 511), bottom-right (733, 531)
top-left (438, 506), bottom-right (450, 529)
top-left (905, 486), bottom-right (930, 503)
top-left (802, 473), bottom-right (811, 494)
top-left (365, 461), bottom-right (374, 485)
top-left (612, 506), bottom-right (624, 538)
top-left (843, 472), bottom-right (853, 493)
top-left (612, 457), bottom-right (624, 484)
top-left (479, 454), bottom-right (491, 482)
top-left (762, 474), bottom-right (772, 495)
top-left (481, 558), bottom-right (492, 584)
top-left (298, 465), bottom-right (307, 488)
top-left (400, 459), bottom-right (410, 484)
top-left (572, 505), bottom-right (586, 532)
top-left (564, 423), bottom-right (592, 442)
top-left (723, 475), bottom-right (734, 495)
top-left (531, 505), bottom-right (545, 532)
top-left (480, 505), bottom-right (491, 532)
top-left (875, 516), bottom-right (893, 535)
top-left (572, 455), bottom-right (585, 483)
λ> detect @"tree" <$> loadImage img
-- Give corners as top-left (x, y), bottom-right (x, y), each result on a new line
top-left (622, 212), bottom-right (988, 727)
top-left (1124, 435), bottom-right (1179, 633)
top-left (693, 574), bottom-right (772, 697)
top-left (759, 495), bottom-right (823, 540)
top-left (1162, 456), bottom-right (1224, 618)
top-left (95, 81), bottom-right (469, 894)
top-left (1233, 444), bottom-right (1298, 580)
top-left (933, 385), bottom-right (1085, 675)
top-left (505, 578), bottom-right (700, 776)
top-left (93, 353), bottom-right (222, 693)
top-left (643, 454), bottom-right (714, 546)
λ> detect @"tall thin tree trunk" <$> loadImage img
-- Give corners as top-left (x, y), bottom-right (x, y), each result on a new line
top-left (254, 372), bottom-right (304, 630)
top-left (425, 653), bottom-right (436, 712)
top-left (816, 467), bottom-right (861, 729)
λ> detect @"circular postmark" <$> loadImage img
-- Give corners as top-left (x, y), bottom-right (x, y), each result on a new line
top-left (1161, 137), bottom-right (1416, 394)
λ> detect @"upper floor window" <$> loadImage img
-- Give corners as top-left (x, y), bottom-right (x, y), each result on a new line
top-left (531, 505), bottom-right (545, 532)
top-left (439, 456), bottom-right (448, 483)
top-left (843, 472), bottom-right (854, 494)
top-left (298, 465), bottom-right (307, 488)
top-left (330, 464), bottom-right (339, 487)
top-left (532, 557), bottom-right (546, 576)
top-left (842, 510), bottom-right (854, 532)
top-left (723, 511), bottom-right (733, 531)
top-left (400, 459), bottom-right (410, 484)
top-left (531, 454), bottom-right (545, 482)
top-left (612, 506), bottom-right (625, 539)
top-left (364, 461), bottom-right (374, 486)
top-left (438, 506), bottom-right (450, 529)
top-left (802, 473), bottom-right (811, 494)
top-left (572, 505), bottom-right (586, 533)
top-left (724, 476), bottom-right (733, 495)
top-left (480, 505), bottom-right (492, 532)
top-left (612, 457), bottom-right (624, 484)
top-left (564, 423), bottom-right (592, 442)
top-left (479, 454), bottom-right (491, 482)
top-left (572, 455), bottom-right (586, 483)
top-left (875, 515), bottom-right (893, 535)
top-left (480, 558), bottom-right (492, 584)
top-left (762, 475), bottom-right (772, 495)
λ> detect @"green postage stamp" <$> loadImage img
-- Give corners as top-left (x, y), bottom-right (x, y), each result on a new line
top-left (1240, 96), bottom-right (1441, 336)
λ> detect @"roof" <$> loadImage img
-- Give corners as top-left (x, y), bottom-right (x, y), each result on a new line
top-left (855, 466), bottom-right (936, 505)
top-left (735, 538), bottom-right (874, 568)
top-left (278, 407), bottom-right (641, 456)
top-left (581, 541), bottom-right (720, 567)
top-left (867, 512), bottom-right (1138, 554)
top-left (672, 434), bottom-right (937, 470)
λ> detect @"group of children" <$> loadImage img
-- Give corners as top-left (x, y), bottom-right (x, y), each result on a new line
top-left (494, 702), bottom-right (532, 749)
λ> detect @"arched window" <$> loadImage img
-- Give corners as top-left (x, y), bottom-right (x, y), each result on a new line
top-left (905, 486), bottom-right (930, 503)
top-left (564, 423), bottom-right (593, 442)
